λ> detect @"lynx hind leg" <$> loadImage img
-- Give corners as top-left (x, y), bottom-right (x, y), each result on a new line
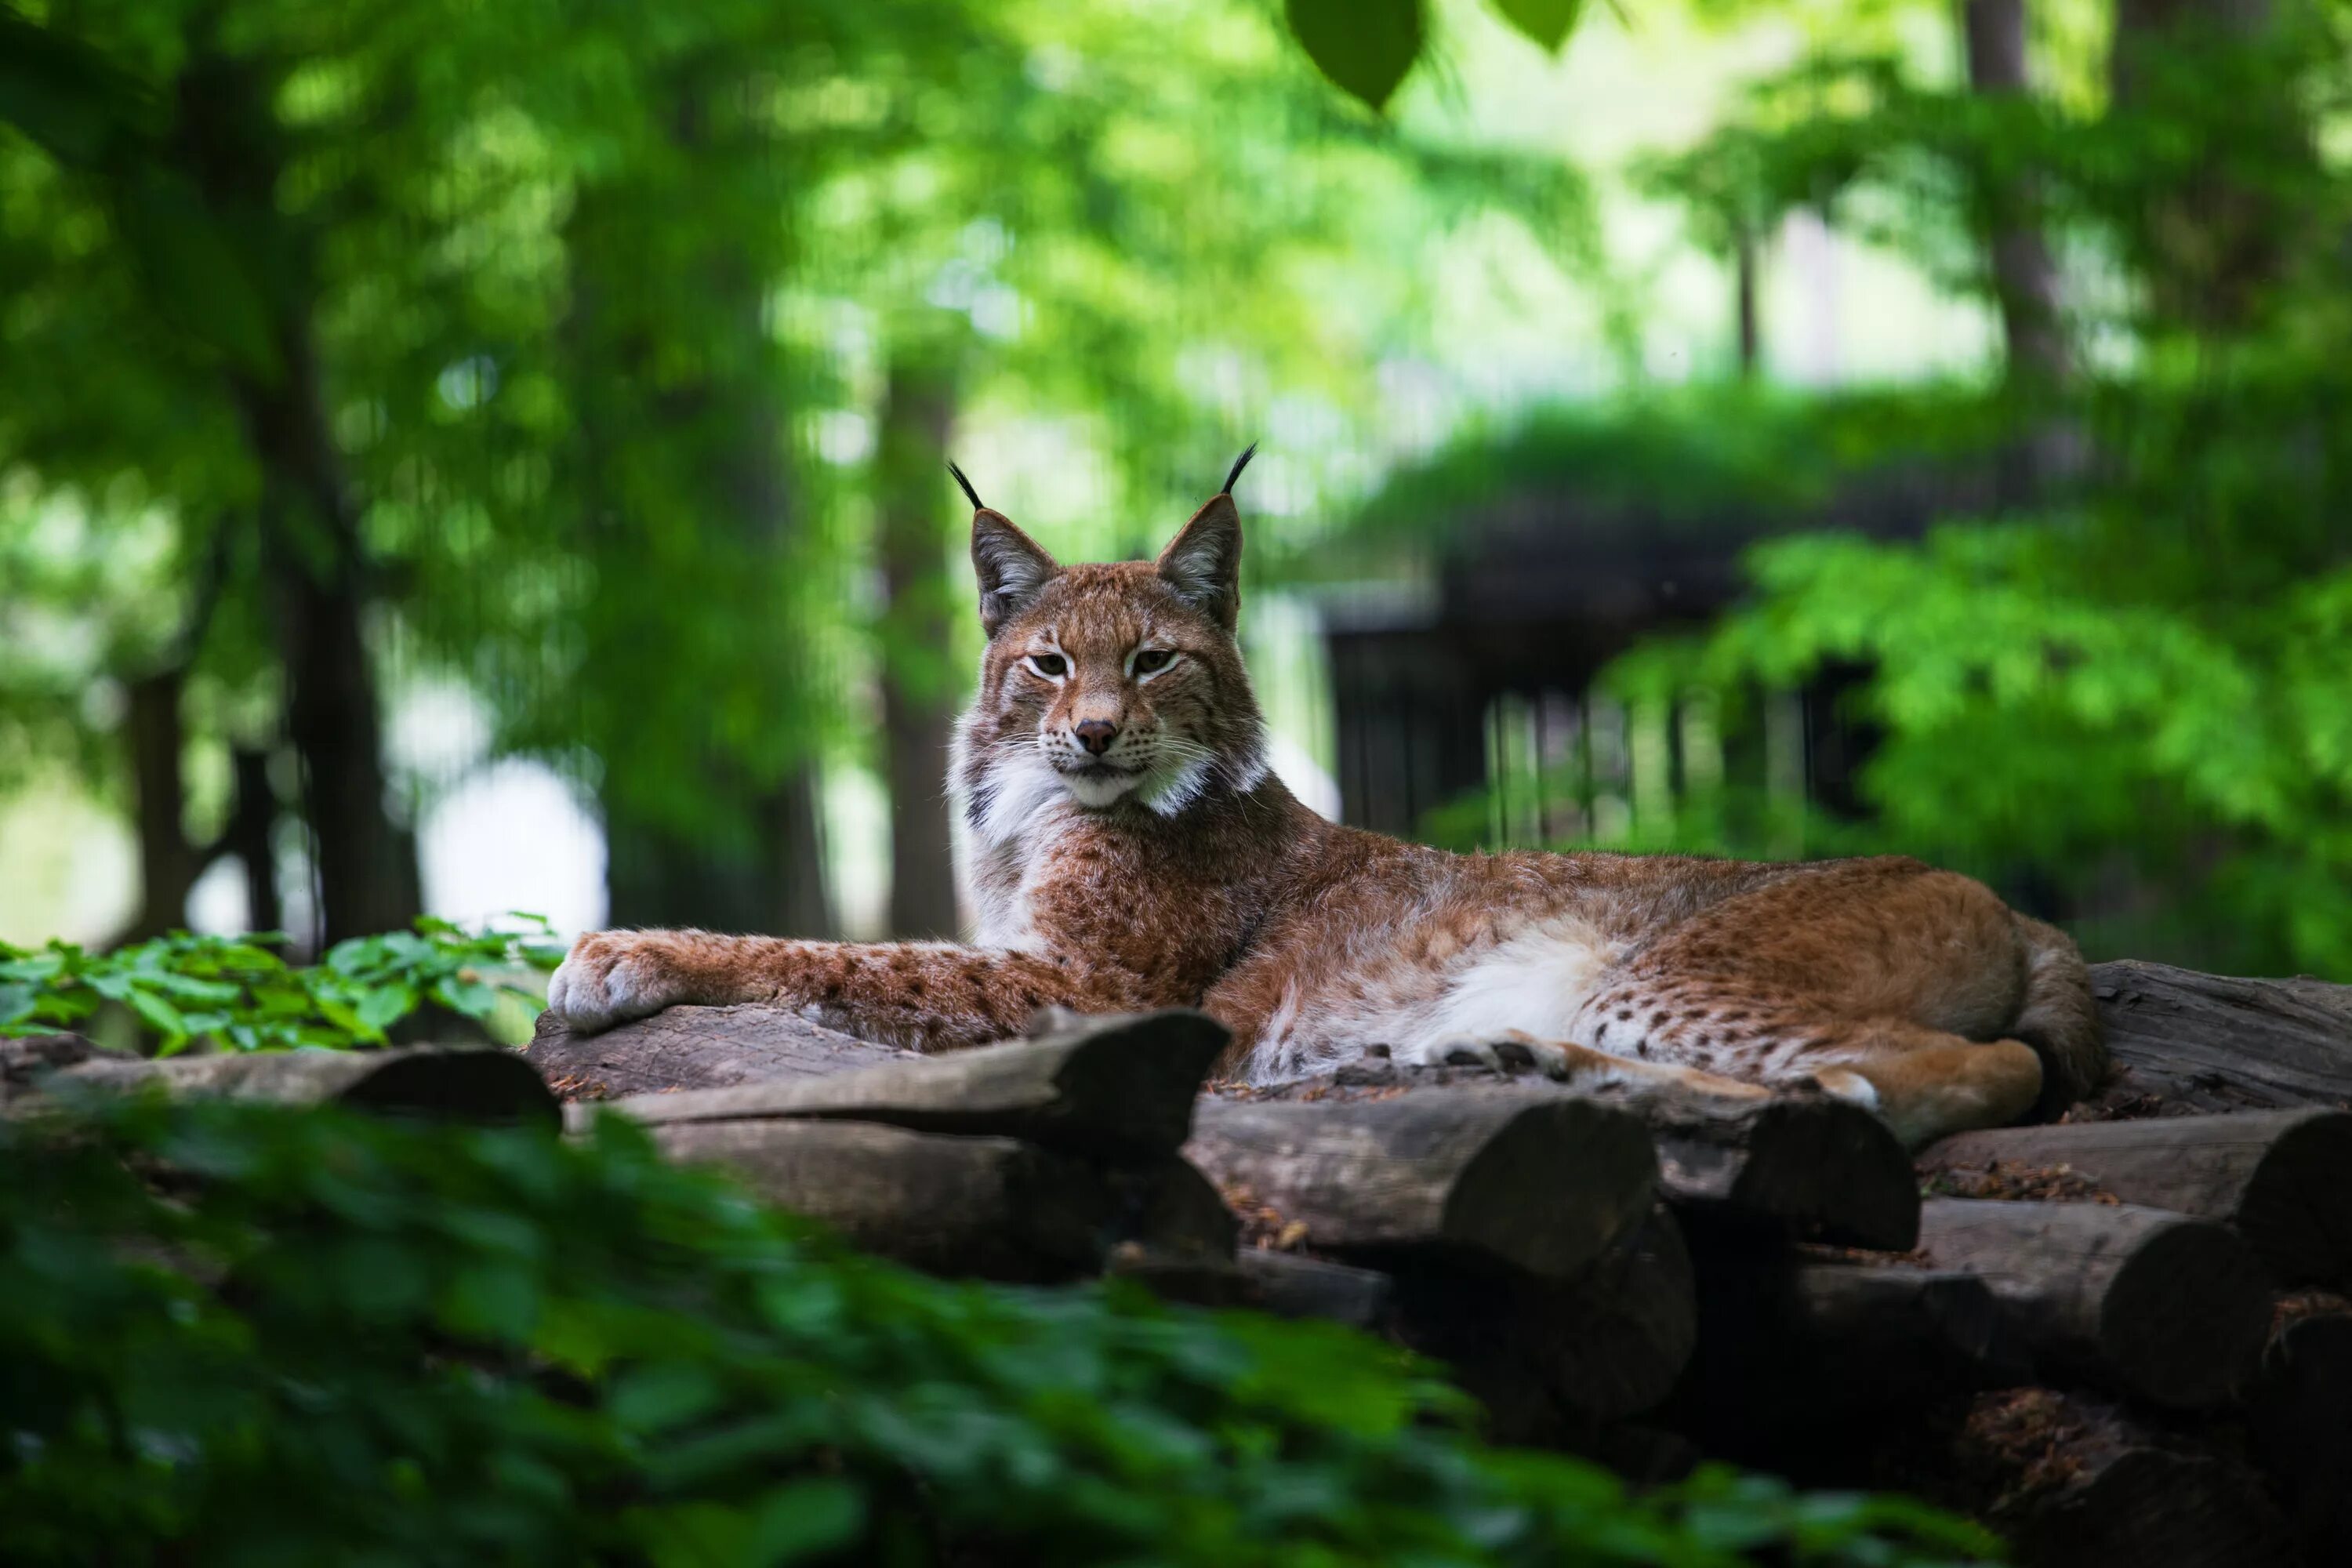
top-left (2009, 916), bottom-right (2107, 1116)
top-left (1800, 1027), bottom-right (2045, 1150)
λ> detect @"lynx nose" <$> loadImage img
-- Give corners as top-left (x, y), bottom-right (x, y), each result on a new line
top-left (1073, 719), bottom-right (1120, 755)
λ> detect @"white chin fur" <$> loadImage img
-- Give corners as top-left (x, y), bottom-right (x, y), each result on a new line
top-left (1059, 768), bottom-right (1145, 808)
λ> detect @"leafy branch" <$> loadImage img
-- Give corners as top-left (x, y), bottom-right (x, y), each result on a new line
top-left (0, 916), bottom-right (567, 1054)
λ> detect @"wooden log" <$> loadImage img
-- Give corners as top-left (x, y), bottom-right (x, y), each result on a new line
top-left (591, 1011), bottom-right (1226, 1160)
top-left (2245, 1306), bottom-right (2352, 1563)
top-left (1915, 1198), bottom-right (2270, 1409)
top-left (1233, 1250), bottom-right (1396, 1330)
top-left (36, 1045), bottom-right (559, 1129)
top-left (1393, 1207), bottom-right (1696, 1426)
top-left (0, 1031), bottom-right (122, 1106)
top-left (1217, 1062), bottom-right (1915, 1250)
top-left (2086, 960), bottom-right (2352, 1118)
top-left (1946, 1388), bottom-right (2294, 1568)
top-left (1185, 1091), bottom-right (1657, 1281)
top-left (649, 1117), bottom-right (1230, 1282)
top-left (1921, 1109), bottom-right (2352, 1287)
top-left (1781, 1262), bottom-right (2031, 1403)
top-left (1635, 1087), bottom-right (1918, 1250)
top-left (523, 1003), bottom-right (917, 1099)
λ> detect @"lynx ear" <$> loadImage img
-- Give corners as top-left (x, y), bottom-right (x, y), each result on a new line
top-left (971, 509), bottom-right (1059, 637)
top-left (1156, 492), bottom-right (1242, 630)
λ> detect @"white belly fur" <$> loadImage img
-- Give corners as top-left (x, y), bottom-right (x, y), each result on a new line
top-left (1243, 920), bottom-right (1621, 1082)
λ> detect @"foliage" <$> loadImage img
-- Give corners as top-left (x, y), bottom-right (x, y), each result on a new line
top-left (0, 917), bottom-right (562, 1054)
top-left (0, 1087), bottom-right (1999, 1566)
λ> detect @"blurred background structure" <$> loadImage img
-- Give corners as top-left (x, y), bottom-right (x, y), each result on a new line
top-left (2, 0), bottom-right (2347, 978)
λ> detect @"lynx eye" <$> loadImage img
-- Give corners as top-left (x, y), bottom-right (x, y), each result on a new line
top-left (1025, 652), bottom-right (1068, 679)
top-left (1132, 648), bottom-right (1175, 675)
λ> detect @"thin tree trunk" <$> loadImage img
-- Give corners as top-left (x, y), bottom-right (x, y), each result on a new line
top-left (570, 69), bottom-right (834, 940)
top-left (877, 353), bottom-right (962, 938)
top-left (174, 46), bottom-right (419, 949)
top-left (121, 668), bottom-right (202, 942)
top-left (1962, 0), bottom-right (2067, 383)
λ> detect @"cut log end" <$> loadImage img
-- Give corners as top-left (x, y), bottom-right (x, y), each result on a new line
top-left (2095, 1217), bottom-right (2273, 1409)
top-left (2238, 1112), bottom-right (2352, 1287)
top-left (1704, 1093), bottom-right (1918, 1250)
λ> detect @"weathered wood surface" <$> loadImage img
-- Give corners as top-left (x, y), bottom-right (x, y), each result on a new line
top-left (29, 1044), bottom-right (559, 1128)
top-left (2247, 1305), bottom-right (2352, 1565)
top-left (1637, 1088), bottom-right (1917, 1250)
top-left (649, 1117), bottom-right (1230, 1282)
top-left (0, 1031), bottom-right (122, 1105)
top-left (1185, 1091), bottom-right (1657, 1281)
top-left (591, 1011), bottom-right (1226, 1159)
top-left (1234, 1250), bottom-right (1396, 1330)
top-left (1943, 1388), bottom-right (2295, 1568)
top-left (1921, 1109), bottom-right (2352, 1287)
top-left (524, 1003), bottom-right (917, 1099)
top-left (2085, 960), bottom-right (2352, 1118)
top-left (1915, 1198), bottom-right (2270, 1410)
top-left (1219, 1060), bottom-right (1916, 1250)
top-left (1396, 1206), bottom-right (1696, 1425)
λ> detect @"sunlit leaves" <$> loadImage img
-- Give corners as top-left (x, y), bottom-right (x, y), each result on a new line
top-left (0, 916), bottom-right (564, 1052)
top-left (1490, 0), bottom-right (1586, 53)
top-left (1283, 0), bottom-right (1423, 111)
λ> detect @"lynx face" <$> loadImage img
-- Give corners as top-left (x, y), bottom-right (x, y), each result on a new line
top-left (956, 489), bottom-right (1269, 833)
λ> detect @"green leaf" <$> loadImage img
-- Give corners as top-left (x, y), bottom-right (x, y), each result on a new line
top-left (355, 984), bottom-right (417, 1032)
top-left (1490, 0), bottom-right (1584, 52)
top-left (1284, 0), bottom-right (1422, 112)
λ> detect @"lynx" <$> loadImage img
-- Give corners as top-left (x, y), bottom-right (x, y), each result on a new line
top-left (550, 450), bottom-right (2105, 1147)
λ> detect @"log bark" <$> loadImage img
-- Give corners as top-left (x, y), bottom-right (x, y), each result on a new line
top-left (2085, 960), bottom-right (2352, 1117)
top-left (2246, 1306), bottom-right (2352, 1563)
top-left (1234, 1250), bottom-right (1396, 1330)
top-left (1637, 1087), bottom-right (1917, 1250)
top-left (524, 1004), bottom-right (918, 1100)
top-left (593, 1011), bottom-right (1225, 1160)
top-left (1393, 1207), bottom-right (1696, 1427)
top-left (1222, 1060), bottom-right (1915, 1249)
top-left (647, 1118), bottom-right (1227, 1283)
top-left (1185, 1091), bottom-right (1657, 1281)
top-left (1946, 1388), bottom-right (2294, 1568)
top-left (1916, 1198), bottom-right (2270, 1409)
top-left (36, 1046), bottom-right (559, 1128)
top-left (1920, 1109), bottom-right (2352, 1287)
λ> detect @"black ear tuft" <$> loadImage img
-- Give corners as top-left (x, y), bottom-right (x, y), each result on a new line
top-left (947, 460), bottom-right (985, 511)
top-left (1221, 442), bottom-right (1258, 496)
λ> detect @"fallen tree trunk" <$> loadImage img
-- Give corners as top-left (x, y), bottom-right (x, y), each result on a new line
top-left (2085, 960), bottom-right (2352, 1118)
top-left (33, 1045), bottom-right (558, 1128)
top-left (1916, 1198), bottom-right (2270, 1409)
top-left (592, 1011), bottom-right (1225, 1160)
top-left (1185, 1091), bottom-right (1657, 1281)
top-left (1920, 1109), bottom-right (2352, 1288)
top-left (649, 1117), bottom-right (1230, 1282)
top-left (523, 1003), bottom-right (916, 1099)
top-left (1945, 1388), bottom-right (2294, 1568)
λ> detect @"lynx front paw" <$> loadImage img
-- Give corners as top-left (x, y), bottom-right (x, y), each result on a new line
top-left (546, 931), bottom-right (695, 1034)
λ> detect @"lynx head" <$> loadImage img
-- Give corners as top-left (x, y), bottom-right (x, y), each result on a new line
top-left (951, 449), bottom-right (1270, 839)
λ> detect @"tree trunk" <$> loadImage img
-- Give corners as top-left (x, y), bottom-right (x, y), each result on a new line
top-left (172, 46), bottom-right (419, 949)
top-left (122, 667), bottom-right (203, 942)
top-left (1961, 0), bottom-right (2067, 384)
top-left (877, 352), bottom-right (964, 938)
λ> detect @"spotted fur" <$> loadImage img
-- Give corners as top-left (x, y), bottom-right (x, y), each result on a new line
top-left (550, 475), bottom-right (2106, 1147)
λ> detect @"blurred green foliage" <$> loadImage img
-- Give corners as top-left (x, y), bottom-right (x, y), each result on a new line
top-left (0, 918), bottom-right (561, 1053)
top-left (0, 1087), bottom-right (2000, 1566)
